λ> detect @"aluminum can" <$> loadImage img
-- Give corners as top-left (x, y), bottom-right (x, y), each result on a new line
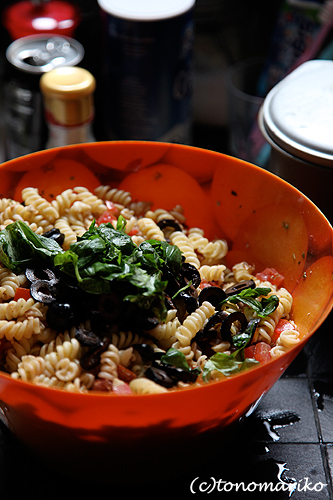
top-left (3, 34), bottom-right (84, 160)
top-left (97, 0), bottom-right (195, 144)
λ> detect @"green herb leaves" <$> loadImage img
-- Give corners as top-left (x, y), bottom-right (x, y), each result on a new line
top-left (0, 220), bottom-right (62, 272)
top-left (161, 347), bottom-right (200, 374)
top-left (222, 286), bottom-right (279, 318)
top-left (54, 219), bottom-right (183, 319)
top-left (0, 219), bottom-right (183, 320)
top-left (202, 353), bottom-right (259, 381)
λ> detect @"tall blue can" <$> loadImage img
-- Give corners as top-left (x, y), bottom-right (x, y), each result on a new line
top-left (97, 0), bottom-right (195, 144)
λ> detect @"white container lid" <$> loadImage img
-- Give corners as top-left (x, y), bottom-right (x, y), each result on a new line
top-left (259, 60), bottom-right (333, 168)
top-left (97, 0), bottom-right (195, 21)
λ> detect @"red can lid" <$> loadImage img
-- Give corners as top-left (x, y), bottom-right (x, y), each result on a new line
top-left (2, 1), bottom-right (81, 40)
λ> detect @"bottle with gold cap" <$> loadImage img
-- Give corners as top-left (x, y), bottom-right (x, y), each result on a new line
top-left (39, 66), bottom-right (96, 148)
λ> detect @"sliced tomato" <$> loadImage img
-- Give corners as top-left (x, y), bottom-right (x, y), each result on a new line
top-left (271, 319), bottom-right (295, 344)
top-left (96, 201), bottom-right (121, 226)
top-left (13, 287), bottom-right (31, 301)
top-left (96, 211), bottom-right (117, 225)
top-left (244, 342), bottom-right (271, 364)
top-left (112, 382), bottom-right (133, 395)
top-left (253, 342), bottom-right (271, 364)
top-left (117, 365), bottom-right (137, 383)
top-left (256, 267), bottom-right (285, 287)
top-left (244, 345), bottom-right (256, 359)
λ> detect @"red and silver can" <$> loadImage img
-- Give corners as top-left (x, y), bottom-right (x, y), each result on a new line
top-left (3, 34), bottom-right (84, 160)
top-left (97, 0), bottom-right (195, 144)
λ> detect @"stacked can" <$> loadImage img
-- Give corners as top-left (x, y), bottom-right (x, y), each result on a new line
top-left (97, 0), bottom-right (195, 144)
top-left (3, 34), bottom-right (84, 160)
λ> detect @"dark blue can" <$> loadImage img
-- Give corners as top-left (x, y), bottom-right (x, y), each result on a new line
top-left (98, 0), bottom-right (195, 144)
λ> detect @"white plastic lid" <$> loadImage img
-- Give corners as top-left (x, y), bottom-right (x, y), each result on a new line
top-left (97, 0), bottom-right (195, 21)
top-left (260, 60), bottom-right (333, 167)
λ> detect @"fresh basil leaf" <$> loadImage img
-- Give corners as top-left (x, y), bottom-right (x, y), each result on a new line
top-left (0, 220), bottom-right (62, 272)
top-left (202, 352), bottom-right (259, 382)
top-left (221, 286), bottom-right (279, 318)
top-left (259, 294), bottom-right (279, 317)
top-left (116, 214), bottom-right (127, 232)
top-left (232, 331), bottom-right (252, 350)
top-left (160, 347), bottom-right (191, 371)
top-left (160, 348), bottom-right (201, 375)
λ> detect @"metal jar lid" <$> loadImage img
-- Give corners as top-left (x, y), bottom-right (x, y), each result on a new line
top-left (97, 0), bottom-right (195, 21)
top-left (259, 60), bottom-right (333, 168)
top-left (40, 66), bottom-right (96, 125)
top-left (6, 34), bottom-right (84, 74)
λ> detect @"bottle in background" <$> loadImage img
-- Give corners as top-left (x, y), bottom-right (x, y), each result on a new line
top-left (40, 66), bottom-right (96, 148)
top-left (3, 35), bottom-right (84, 160)
top-left (97, 0), bottom-right (195, 144)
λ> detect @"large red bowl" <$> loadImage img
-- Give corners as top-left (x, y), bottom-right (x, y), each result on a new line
top-left (0, 141), bottom-right (331, 482)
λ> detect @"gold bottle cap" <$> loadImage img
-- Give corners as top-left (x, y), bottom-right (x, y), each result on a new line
top-left (40, 66), bottom-right (96, 126)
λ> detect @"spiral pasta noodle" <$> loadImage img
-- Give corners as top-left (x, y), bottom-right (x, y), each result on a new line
top-left (173, 301), bottom-right (215, 349)
top-left (170, 231), bottom-right (200, 269)
top-left (136, 217), bottom-right (166, 241)
top-left (0, 179), bottom-right (304, 395)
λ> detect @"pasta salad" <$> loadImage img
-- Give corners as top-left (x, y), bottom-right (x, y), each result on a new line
top-left (0, 185), bottom-right (300, 395)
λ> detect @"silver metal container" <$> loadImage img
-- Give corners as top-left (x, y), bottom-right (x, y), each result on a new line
top-left (259, 60), bottom-right (333, 223)
top-left (3, 34), bottom-right (84, 160)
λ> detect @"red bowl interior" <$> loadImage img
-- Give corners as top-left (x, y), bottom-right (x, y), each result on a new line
top-left (0, 141), bottom-right (332, 480)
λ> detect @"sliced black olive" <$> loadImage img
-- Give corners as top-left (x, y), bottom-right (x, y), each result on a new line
top-left (244, 318), bottom-right (260, 344)
top-left (157, 218), bottom-right (182, 232)
top-left (144, 366), bottom-right (175, 388)
top-left (136, 314), bottom-right (160, 331)
top-left (179, 291), bottom-right (198, 314)
top-left (80, 338), bottom-right (111, 371)
top-left (220, 311), bottom-right (248, 343)
top-left (132, 343), bottom-right (161, 361)
top-left (225, 279), bottom-right (256, 297)
top-left (198, 286), bottom-right (226, 309)
top-left (30, 279), bottom-right (57, 303)
top-left (43, 228), bottom-right (65, 247)
top-left (164, 294), bottom-right (175, 310)
top-left (163, 269), bottom-right (181, 297)
top-left (25, 267), bottom-right (58, 284)
top-left (193, 311), bottom-right (229, 357)
top-left (203, 310), bottom-right (229, 334)
top-left (46, 302), bottom-right (77, 331)
top-left (193, 328), bottom-right (217, 343)
top-left (172, 294), bottom-right (188, 323)
top-left (178, 263), bottom-right (201, 289)
top-left (75, 326), bottom-right (102, 347)
top-left (158, 362), bottom-right (198, 383)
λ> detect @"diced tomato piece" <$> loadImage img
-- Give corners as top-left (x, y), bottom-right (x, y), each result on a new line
top-left (199, 279), bottom-right (219, 289)
top-left (117, 364), bottom-right (137, 383)
top-left (256, 267), bottom-right (284, 287)
top-left (112, 382), bottom-right (133, 395)
top-left (199, 279), bottom-right (209, 289)
top-left (13, 287), bottom-right (31, 301)
top-left (105, 200), bottom-right (117, 212)
top-left (271, 318), bottom-right (295, 344)
top-left (96, 201), bottom-right (120, 225)
top-left (127, 228), bottom-right (138, 236)
top-left (244, 345), bottom-right (256, 359)
top-left (253, 342), bottom-right (271, 364)
top-left (96, 210), bottom-right (117, 225)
